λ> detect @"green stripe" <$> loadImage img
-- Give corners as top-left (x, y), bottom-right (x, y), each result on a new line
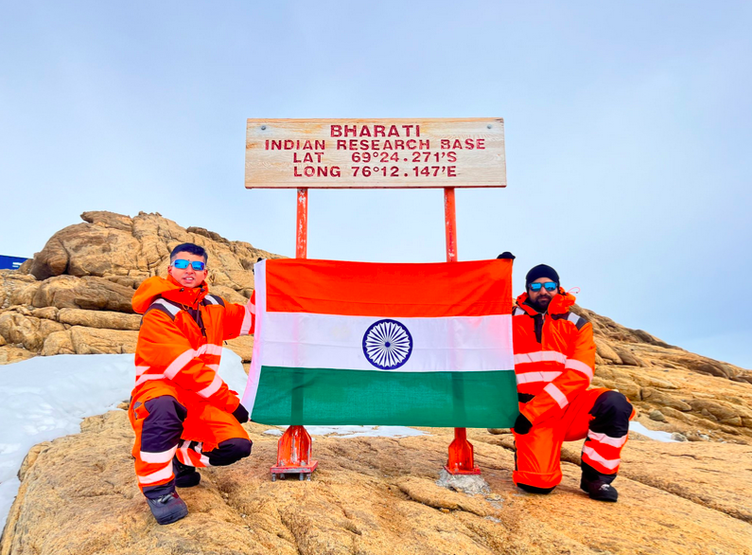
top-left (251, 367), bottom-right (518, 428)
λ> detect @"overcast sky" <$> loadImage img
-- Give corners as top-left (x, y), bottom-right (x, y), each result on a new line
top-left (1, 1), bottom-right (750, 369)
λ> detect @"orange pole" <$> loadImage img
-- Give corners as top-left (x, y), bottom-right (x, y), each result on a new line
top-left (443, 187), bottom-right (481, 475)
top-left (271, 187), bottom-right (318, 481)
top-left (296, 188), bottom-right (308, 259)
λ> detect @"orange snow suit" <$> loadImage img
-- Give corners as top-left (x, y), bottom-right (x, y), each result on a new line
top-left (129, 275), bottom-right (255, 492)
top-left (513, 290), bottom-right (633, 489)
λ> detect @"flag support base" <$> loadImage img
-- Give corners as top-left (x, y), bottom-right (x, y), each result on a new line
top-left (444, 426), bottom-right (481, 475)
top-left (271, 425), bottom-right (318, 481)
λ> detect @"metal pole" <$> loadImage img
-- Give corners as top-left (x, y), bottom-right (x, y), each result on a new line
top-left (443, 187), bottom-right (480, 475)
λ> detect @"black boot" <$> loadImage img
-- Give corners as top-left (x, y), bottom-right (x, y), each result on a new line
top-left (145, 491), bottom-right (188, 525)
top-left (173, 456), bottom-right (201, 488)
top-left (580, 462), bottom-right (618, 502)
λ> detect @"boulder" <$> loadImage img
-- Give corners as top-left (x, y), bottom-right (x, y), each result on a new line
top-left (32, 276), bottom-right (136, 313)
top-left (0, 346), bottom-right (35, 365)
top-left (594, 338), bottom-right (622, 364)
top-left (57, 308), bottom-right (142, 331)
top-left (0, 313), bottom-right (66, 352)
top-left (69, 327), bottom-right (138, 355)
top-left (41, 331), bottom-right (76, 356)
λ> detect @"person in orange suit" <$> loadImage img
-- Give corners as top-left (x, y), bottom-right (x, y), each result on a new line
top-left (129, 243), bottom-right (255, 524)
top-left (512, 263), bottom-right (634, 501)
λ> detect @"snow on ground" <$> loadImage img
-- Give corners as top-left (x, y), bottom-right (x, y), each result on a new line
top-left (630, 421), bottom-right (679, 442)
top-left (0, 352), bottom-right (674, 529)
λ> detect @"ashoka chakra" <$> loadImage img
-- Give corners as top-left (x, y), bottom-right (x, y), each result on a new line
top-left (362, 319), bottom-right (413, 370)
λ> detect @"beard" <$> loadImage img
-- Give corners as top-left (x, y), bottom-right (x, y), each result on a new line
top-left (527, 295), bottom-right (552, 313)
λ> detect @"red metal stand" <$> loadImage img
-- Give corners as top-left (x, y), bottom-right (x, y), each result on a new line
top-left (443, 187), bottom-right (481, 475)
top-left (271, 187), bottom-right (318, 481)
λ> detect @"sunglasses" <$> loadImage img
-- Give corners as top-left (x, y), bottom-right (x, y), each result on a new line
top-left (172, 259), bottom-right (206, 271)
top-left (529, 282), bottom-right (558, 292)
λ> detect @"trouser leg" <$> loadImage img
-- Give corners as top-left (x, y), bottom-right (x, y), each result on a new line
top-left (513, 419), bottom-right (565, 492)
top-left (581, 390), bottom-right (634, 481)
top-left (175, 402), bottom-right (252, 468)
top-left (129, 395), bottom-right (187, 499)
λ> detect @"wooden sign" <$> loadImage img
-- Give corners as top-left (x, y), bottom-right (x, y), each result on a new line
top-left (245, 118), bottom-right (506, 188)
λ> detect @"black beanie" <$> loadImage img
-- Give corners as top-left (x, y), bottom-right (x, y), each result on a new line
top-left (525, 264), bottom-right (560, 287)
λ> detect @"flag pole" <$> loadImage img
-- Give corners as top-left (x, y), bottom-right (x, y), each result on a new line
top-left (270, 187), bottom-right (319, 481)
top-left (443, 187), bottom-right (481, 475)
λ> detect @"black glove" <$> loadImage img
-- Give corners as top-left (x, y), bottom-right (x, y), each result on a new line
top-left (232, 403), bottom-right (250, 423)
top-left (514, 413), bottom-right (533, 435)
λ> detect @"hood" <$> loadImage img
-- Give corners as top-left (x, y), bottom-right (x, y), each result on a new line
top-left (132, 275), bottom-right (209, 314)
top-left (515, 289), bottom-right (576, 317)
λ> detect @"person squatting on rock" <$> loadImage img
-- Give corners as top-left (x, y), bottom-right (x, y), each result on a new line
top-left (511, 263), bottom-right (634, 502)
top-left (128, 243), bottom-right (255, 524)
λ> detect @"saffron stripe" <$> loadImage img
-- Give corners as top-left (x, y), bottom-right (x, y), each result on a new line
top-left (262, 258), bottom-right (513, 317)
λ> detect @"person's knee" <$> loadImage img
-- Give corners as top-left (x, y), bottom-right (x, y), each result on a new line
top-left (140, 396), bottom-right (187, 451)
top-left (517, 483), bottom-right (556, 494)
top-left (208, 438), bottom-right (252, 466)
top-left (590, 390), bottom-right (632, 436)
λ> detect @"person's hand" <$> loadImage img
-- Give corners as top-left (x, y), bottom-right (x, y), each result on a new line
top-left (514, 413), bottom-right (533, 435)
top-left (232, 403), bottom-right (250, 423)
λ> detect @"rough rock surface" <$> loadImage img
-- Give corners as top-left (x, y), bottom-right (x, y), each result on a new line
top-left (2, 412), bottom-right (751, 555)
top-left (0, 211), bottom-right (279, 362)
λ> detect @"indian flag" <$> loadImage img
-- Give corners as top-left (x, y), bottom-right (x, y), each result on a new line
top-left (242, 258), bottom-right (517, 428)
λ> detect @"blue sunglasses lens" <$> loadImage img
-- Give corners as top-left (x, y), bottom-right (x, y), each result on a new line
top-left (173, 259), bottom-right (205, 271)
top-left (530, 282), bottom-right (557, 292)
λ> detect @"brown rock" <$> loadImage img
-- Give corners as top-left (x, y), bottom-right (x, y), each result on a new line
top-left (3, 412), bottom-right (752, 555)
top-left (30, 307), bottom-right (59, 320)
top-left (57, 308), bottom-right (142, 331)
top-left (0, 346), bottom-right (35, 365)
top-left (594, 338), bottom-right (622, 364)
top-left (641, 388), bottom-right (692, 412)
top-left (41, 331), bottom-right (75, 356)
top-left (0, 313), bottom-right (65, 352)
top-left (69, 327), bottom-right (138, 355)
top-left (32, 276), bottom-right (135, 313)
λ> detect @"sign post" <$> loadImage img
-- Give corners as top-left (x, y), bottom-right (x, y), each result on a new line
top-left (246, 118), bottom-right (506, 479)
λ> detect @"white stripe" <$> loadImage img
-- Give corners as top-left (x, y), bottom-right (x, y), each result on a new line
top-left (196, 344), bottom-right (223, 356)
top-left (135, 366), bottom-right (150, 377)
top-left (179, 440), bottom-right (192, 467)
top-left (587, 430), bottom-right (628, 448)
top-left (240, 298), bottom-right (255, 335)
top-left (567, 312), bottom-right (580, 324)
top-left (140, 445), bottom-right (178, 464)
top-left (242, 260), bottom-right (266, 413)
top-left (516, 371), bottom-right (562, 385)
top-left (258, 311), bottom-right (514, 373)
top-left (582, 445), bottom-right (620, 471)
top-left (544, 383), bottom-right (569, 408)
top-left (205, 295), bottom-right (219, 305)
top-left (153, 298), bottom-right (181, 317)
top-left (207, 364), bottom-right (220, 371)
top-left (513, 307), bottom-right (526, 316)
top-left (564, 358), bottom-right (594, 380)
top-left (197, 374), bottom-right (224, 398)
top-left (163, 349), bottom-right (198, 379)
top-left (134, 373), bottom-right (165, 387)
top-left (137, 463), bottom-right (174, 484)
top-left (199, 454), bottom-right (211, 467)
top-left (514, 351), bottom-right (567, 365)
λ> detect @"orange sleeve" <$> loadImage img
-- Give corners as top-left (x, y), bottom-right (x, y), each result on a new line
top-left (521, 322), bottom-right (595, 425)
top-left (137, 310), bottom-right (239, 412)
top-left (222, 291), bottom-right (255, 341)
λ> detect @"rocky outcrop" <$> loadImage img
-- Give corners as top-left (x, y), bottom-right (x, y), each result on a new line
top-left (0, 211), bottom-right (279, 363)
top-left (1, 211), bottom-right (752, 442)
top-left (2, 411), bottom-right (751, 555)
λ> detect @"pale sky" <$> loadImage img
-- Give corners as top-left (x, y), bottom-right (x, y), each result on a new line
top-left (1, 1), bottom-right (751, 368)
